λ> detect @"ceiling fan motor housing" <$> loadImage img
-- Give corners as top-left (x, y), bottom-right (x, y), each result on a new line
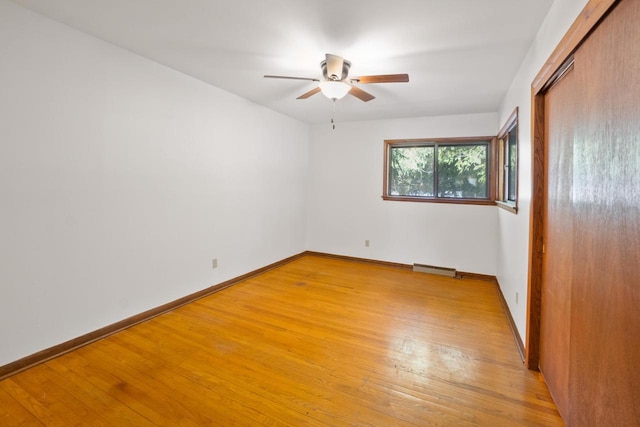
top-left (321, 59), bottom-right (351, 81)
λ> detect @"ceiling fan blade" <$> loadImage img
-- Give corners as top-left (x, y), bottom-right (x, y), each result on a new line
top-left (325, 54), bottom-right (345, 80)
top-left (349, 86), bottom-right (375, 102)
top-left (352, 74), bottom-right (409, 84)
top-left (264, 75), bottom-right (320, 82)
top-left (297, 87), bottom-right (321, 99)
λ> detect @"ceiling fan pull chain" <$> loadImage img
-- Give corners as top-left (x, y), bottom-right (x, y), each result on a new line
top-left (331, 99), bottom-right (336, 130)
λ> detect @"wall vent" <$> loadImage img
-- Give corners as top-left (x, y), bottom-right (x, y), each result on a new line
top-left (413, 263), bottom-right (457, 278)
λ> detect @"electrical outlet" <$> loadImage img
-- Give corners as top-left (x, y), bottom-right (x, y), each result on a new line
top-left (516, 291), bottom-right (519, 304)
top-left (212, 258), bottom-right (218, 269)
top-left (365, 239), bottom-right (370, 247)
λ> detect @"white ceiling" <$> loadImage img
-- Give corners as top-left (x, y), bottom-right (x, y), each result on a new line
top-left (10, 0), bottom-right (555, 124)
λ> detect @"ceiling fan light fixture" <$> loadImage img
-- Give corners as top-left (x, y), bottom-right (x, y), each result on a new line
top-left (319, 81), bottom-right (351, 100)
top-left (265, 54), bottom-right (407, 103)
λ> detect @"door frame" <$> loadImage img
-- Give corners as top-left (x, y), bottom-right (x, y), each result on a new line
top-left (525, 0), bottom-right (618, 369)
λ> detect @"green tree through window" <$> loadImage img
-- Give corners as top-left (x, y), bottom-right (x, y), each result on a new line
top-left (384, 138), bottom-right (492, 203)
top-left (437, 145), bottom-right (488, 198)
top-left (389, 146), bottom-right (434, 196)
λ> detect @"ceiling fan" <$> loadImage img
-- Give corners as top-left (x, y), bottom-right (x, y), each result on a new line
top-left (264, 53), bottom-right (409, 102)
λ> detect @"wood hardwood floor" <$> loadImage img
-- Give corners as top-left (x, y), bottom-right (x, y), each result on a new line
top-left (0, 254), bottom-right (563, 426)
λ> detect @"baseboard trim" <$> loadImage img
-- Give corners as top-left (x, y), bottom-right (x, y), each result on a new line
top-left (494, 279), bottom-right (526, 363)
top-left (303, 251), bottom-right (413, 270)
top-left (455, 271), bottom-right (498, 282)
top-left (0, 252), bottom-right (305, 381)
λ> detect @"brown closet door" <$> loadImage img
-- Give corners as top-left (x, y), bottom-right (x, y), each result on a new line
top-left (540, 0), bottom-right (640, 425)
top-left (540, 65), bottom-right (575, 422)
top-left (568, 0), bottom-right (640, 424)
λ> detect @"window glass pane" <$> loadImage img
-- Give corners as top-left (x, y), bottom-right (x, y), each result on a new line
top-left (437, 144), bottom-right (488, 198)
top-left (389, 146), bottom-right (435, 196)
top-left (508, 131), bottom-right (517, 201)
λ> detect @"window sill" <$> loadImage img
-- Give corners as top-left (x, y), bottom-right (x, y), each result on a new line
top-left (496, 200), bottom-right (518, 214)
top-left (382, 195), bottom-right (497, 206)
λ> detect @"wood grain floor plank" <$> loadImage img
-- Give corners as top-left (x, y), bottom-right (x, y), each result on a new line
top-left (116, 322), bottom-right (417, 426)
top-left (0, 376), bottom-right (69, 427)
top-left (67, 348), bottom-right (186, 425)
top-left (46, 358), bottom-right (154, 426)
top-left (104, 331), bottom-right (318, 427)
top-left (0, 385), bottom-right (44, 426)
top-left (196, 297), bottom-right (555, 425)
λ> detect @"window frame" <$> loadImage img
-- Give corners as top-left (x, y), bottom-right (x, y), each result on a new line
top-left (496, 107), bottom-right (519, 213)
top-left (382, 137), bottom-right (497, 205)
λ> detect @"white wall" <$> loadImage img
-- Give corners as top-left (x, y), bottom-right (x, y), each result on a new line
top-left (496, 0), bottom-right (589, 340)
top-left (307, 113), bottom-right (498, 275)
top-left (0, 0), bottom-right (309, 366)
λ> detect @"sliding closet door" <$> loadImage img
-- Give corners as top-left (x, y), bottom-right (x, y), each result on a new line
top-left (539, 65), bottom-right (576, 422)
top-left (568, 0), bottom-right (640, 424)
top-left (540, 0), bottom-right (640, 424)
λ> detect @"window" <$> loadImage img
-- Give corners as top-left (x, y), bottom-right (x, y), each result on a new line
top-left (496, 108), bottom-right (519, 213)
top-left (383, 137), bottom-right (495, 205)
